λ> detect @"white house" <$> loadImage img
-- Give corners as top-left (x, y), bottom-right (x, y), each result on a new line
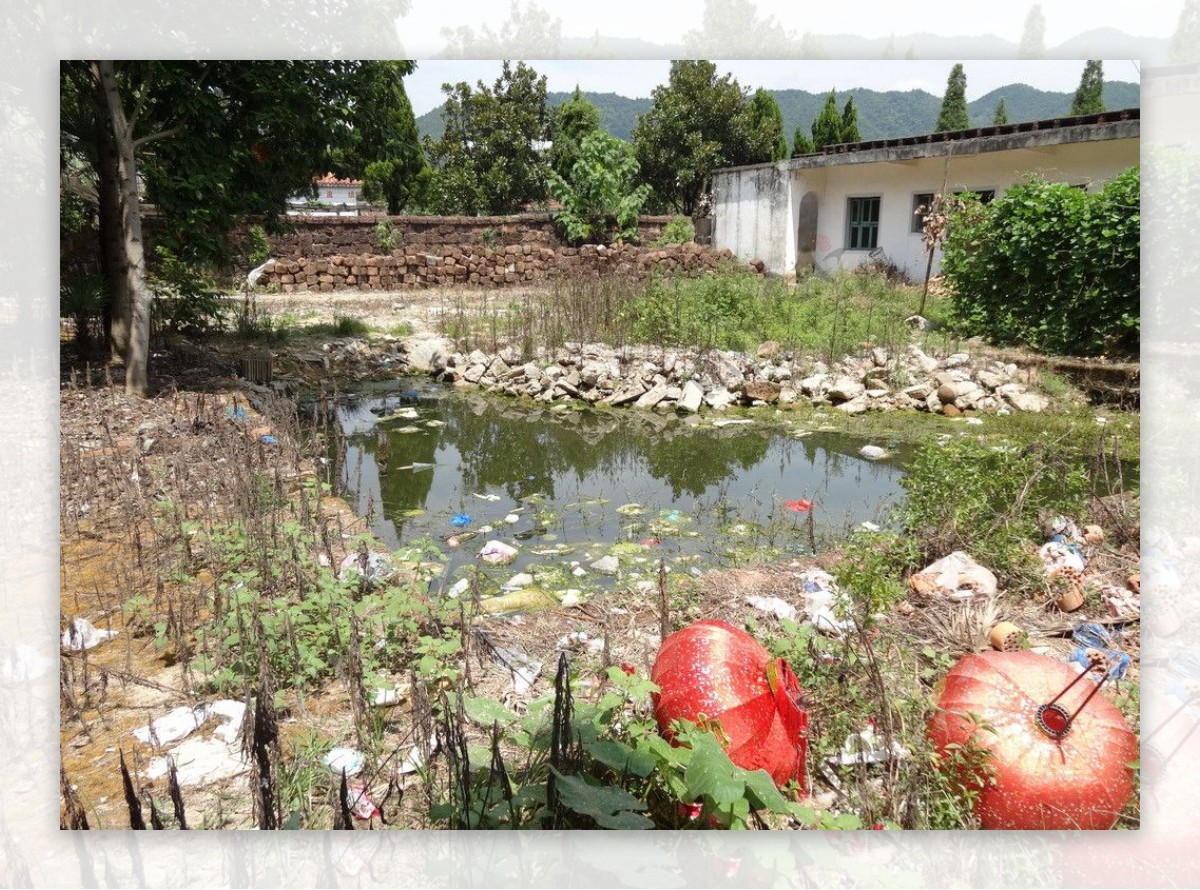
top-left (710, 109), bottom-right (1140, 280)
top-left (286, 171), bottom-right (364, 215)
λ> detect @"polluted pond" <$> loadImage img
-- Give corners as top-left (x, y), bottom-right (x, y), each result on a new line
top-left (59, 358), bottom-right (1140, 832)
top-left (322, 378), bottom-right (909, 613)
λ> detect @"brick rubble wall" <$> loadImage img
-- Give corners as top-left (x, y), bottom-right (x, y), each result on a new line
top-left (258, 241), bottom-right (759, 293)
top-left (265, 213), bottom-right (678, 259)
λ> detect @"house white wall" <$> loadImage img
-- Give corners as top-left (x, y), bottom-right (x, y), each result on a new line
top-left (807, 138), bottom-right (1139, 278)
top-left (711, 124), bottom-right (1139, 281)
top-left (711, 164), bottom-right (792, 274)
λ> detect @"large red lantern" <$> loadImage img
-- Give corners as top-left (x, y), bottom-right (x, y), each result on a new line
top-left (651, 620), bottom-right (809, 790)
top-left (928, 650), bottom-right (1137, 830)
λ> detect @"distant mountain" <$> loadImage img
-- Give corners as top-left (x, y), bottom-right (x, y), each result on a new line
top-left (415, 81), bottom-right (1141, 150)
top-left (416, 90), bottom-right (653, 142)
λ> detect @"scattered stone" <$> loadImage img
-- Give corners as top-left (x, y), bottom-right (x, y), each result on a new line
top-left (827, 377), bottom-right (865, 403)
top-left (678, 380), bottom-right (704, 413)
top-left (743, 380), bottom-right (781, 404)
top-left (590, 555), bottom-right (620, 575)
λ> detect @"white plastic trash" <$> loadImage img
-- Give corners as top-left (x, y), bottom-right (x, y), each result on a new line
top-left (324, 747), bottom-right (365, 777)
top-left (61, 617), bottom-right (118, 651)
top-left (479, 540), bottom-right (518, 565)
top-left (745, 595), bottom-right (798, 622)
top-left (1038, 541), bottom-right (1086, 574)
top-left (859, 445), bottom-right (888, 461)
top-left (910, 551), bottom-right (998, 600)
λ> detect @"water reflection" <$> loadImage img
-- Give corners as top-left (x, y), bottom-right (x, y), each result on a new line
top-left (329, 379), bottom-right (908, 583)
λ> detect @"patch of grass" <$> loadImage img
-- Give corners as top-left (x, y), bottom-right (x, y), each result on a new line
top-left (387, 321), bottom-right (415, 337)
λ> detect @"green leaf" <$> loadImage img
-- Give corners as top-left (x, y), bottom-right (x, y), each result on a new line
top-left (682, 731), bottom-right (744, 807)
top-left (548, 768), bottom-right (650, 829)
top-left (585, 739), bottom-right (657, 778)
top-left (462, 695), bottom-right (519, 726)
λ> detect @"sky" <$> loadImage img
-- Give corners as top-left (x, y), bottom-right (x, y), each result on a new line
top-left (402, 0), bottom-right (1178, 47)
top-left (405, 59), bottom-right (1142, 117)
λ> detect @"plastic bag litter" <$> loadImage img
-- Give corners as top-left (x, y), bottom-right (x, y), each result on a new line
top-left (1069, 623), bottom-right (1132, 680)
top-left (558, 631), bottom-right (604, 654)
top-left (491, 646), bottom-right (542, 694)
top-left (1039, 540), bottom-right (1085, 574)
top-left (145, 737), bottom-right (249, 787)
top-left (346, 784), bottom-right (380, 820)
top-left (745, 595), bottom-right (798, 622)
top-left (479, 540), bottom-right (518, 565)
top-left (859, 445), bottom-right (888, 461)
top-left (61, 617), bottom-right (118, 651)
top-left (338, 551), bottom-right (396, 587)
top-left (909, 552), bottom-right (998, 601)
top-left (133, 700), bottom-right (245, 747)
top-left (798, 569), bottom-right (855, 636)
top-left (324, 747), bottom-right (365, 777)
top-left (831, 723), bottom-right (910, 766)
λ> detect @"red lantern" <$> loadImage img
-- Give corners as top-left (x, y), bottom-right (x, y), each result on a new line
top-left (651, 619), bottom-right (809, 790)
top-left (928, 650), bottom-right (1137, 829)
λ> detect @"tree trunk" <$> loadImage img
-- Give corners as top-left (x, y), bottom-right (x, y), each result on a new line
top-left (93, 92), bottom-right (130, 365)
top-left (94, 61), bottom-right (151, 397)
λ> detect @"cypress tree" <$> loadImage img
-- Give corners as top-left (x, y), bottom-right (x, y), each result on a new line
top-left (811, 90), bottom-right (843, 149)
top-left (935, 63), bottom-right (970, 132)
top-left (1070, 60), bottom-right (1105, 115)
top-left (993, 98), bottom-right (1009, 126)
top-left (841, 95), bottom-right (862, 143)
top-left (791, 127), bottom-right (814, 157)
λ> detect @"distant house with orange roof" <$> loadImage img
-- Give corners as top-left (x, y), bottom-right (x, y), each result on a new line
top-left (287, 172), bottom-right (364, 214)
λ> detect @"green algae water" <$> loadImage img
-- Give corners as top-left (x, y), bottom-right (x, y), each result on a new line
top-left (328, 379), bottom-right (909, 604)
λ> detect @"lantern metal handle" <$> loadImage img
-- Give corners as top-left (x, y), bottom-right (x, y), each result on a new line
top-left (1035, 649), bottom-right (1114, 740)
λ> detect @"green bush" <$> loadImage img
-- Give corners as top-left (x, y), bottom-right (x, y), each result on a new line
top-left (373, 219), bottom-right (397, 251)
top-left (149, 246), bottom-right (226, 334)
top-left (896, 436), bottom-right (1090, 588)
top-left (653, 215), bottom-right (696, 246)
top-left (940, 168), bottom-right (1139, 357)
top-left (246, 225), bottom-right (271, 266)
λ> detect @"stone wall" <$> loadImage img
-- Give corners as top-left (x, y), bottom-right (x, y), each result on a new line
top-left (259, 241), bottom-right (760, 292)
top-left (266, 212), bottom-right (678, 259)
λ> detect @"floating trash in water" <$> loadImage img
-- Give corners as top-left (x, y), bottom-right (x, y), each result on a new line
top-left (392, 426), bottom-right (423, 434)
top-left (450, 513), bottom-right (472, 528)
top-left (504, 513), bottom-right (520, 524)
top-left (473, 493), bottom-right (501, 502)
top-left (658, 509), bottom-right (683, 523)
top-left (616, 503), bottom-right (645, 516)
top-left (860, 521), bottom-right (882, 532)
top-left (784, 499), bottom-right (814, 513)
top-left (479, 540), bottom-right (518, 565)
top-left (859, 445), bottom-right (888, 461)
top-left (425, 420), bottom-right (446, 428)
top-left (641, 537), bottom-right (662, 547)
top-left (447, 578), bottom-right (470, 598)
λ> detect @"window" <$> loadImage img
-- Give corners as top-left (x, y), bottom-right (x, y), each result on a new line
top-left (911, 189), bottom-right (995, 233)
top-left (912, 193), bottom-right (934, 233)
top-left (847, 197), bottom-right (880, 250)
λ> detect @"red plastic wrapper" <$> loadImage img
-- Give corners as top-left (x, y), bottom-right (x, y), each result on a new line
top-left (651, 619), bottom-right (809, 790)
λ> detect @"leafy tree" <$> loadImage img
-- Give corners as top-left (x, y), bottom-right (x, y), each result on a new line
top-left (811, 90), bottom-right (843, 150)
top-left (425, 60), bottom-right (550, 215)
top-left (546, 131), bottom-right (651, 245)
top-left (1071, 61), bottom-right (1105, 115)
top-left (631, 60), bottom-right (771, 215)
top-left (791, 127), bottom-right (814, 157)
top-left (745, 88), bottom-right (788, 162)
top-left (1018, 5), bottom-right (1045, 59)
top-left (60, 61), bottom-right (400, 396)
top-left (993, 98), bottom-right (1009, 125)
top-left (935, 64), bottom-right (970, 132)
top-left (683, 0), bottom-right (810, 57)
top-left (840, 95), bottom-right (862, 143)
top-left (548, 87), bottom-right (602, 180)
top-left (1170, 0), bottom-right (1200, 63)
top-left (439, 0), bottom-right (561, 58)
top-left (341, 61), bottom-right (429, 214)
